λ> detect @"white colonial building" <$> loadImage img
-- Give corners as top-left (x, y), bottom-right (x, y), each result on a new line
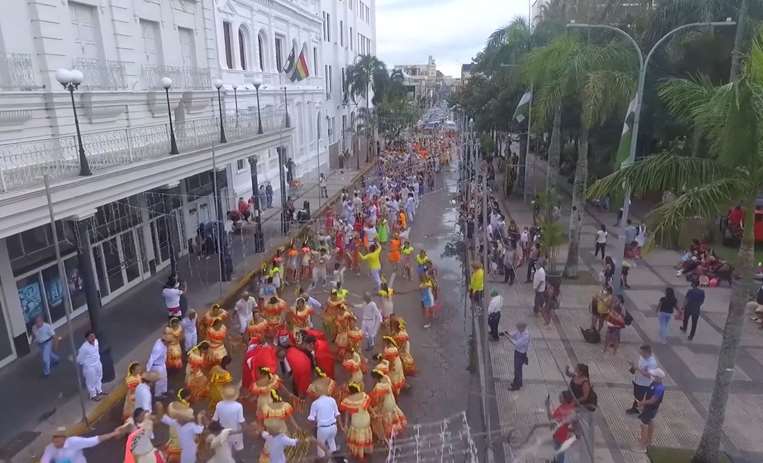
top-left (0, 0), bottom-right (357, 367)
top-left (319, 0), bottom-right (376, 166)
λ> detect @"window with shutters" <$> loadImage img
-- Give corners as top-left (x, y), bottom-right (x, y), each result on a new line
top-left (238, 26), bottom-right (249, 70)
top-left (69, 2), bottom-right (100, 59)
top-left (274, 36), bottom-right (284, 72)
top-left (222, 21), bottom-right (233, 69)
top-left (340, 20), bottom-right (344, 46)
top-left (257, 31), bottom-right (266, 71)
top-left (349, 27), bottom-right (353, 50)
top-left (178, 27), bottom-right (196, 68)
top-left (140, 20), bottom-right (163, 66)
top-left (313, 47), bottom-right (319, 75)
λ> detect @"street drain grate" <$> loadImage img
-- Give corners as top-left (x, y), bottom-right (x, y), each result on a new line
top-left (0, 431), bottom-right (41, 460)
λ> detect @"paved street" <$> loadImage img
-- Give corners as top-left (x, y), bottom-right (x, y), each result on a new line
top-left (1, 162), bottom-right (372, 462)
top-left (488, 157), bottom-right (763, 463)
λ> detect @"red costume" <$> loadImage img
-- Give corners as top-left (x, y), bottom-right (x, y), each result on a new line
top-left (285, 346), bottom-right (313, 397)
top-left (242, 340), bottom-right (278, 391)
top-left (305, 328), bottom-right (335, 379)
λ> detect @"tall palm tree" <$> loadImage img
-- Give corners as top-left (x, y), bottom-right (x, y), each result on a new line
top-left (588, 31), bottom-right (763, 463)
top-left (345, 55), bottom-right (386, 160)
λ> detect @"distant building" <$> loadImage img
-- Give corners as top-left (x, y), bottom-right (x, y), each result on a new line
top-left (393, 56), bottom-right (438, 102)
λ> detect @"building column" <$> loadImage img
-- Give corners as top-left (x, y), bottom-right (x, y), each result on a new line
top-left (75, 215), bottom-right (103, 333)
top-left (277, 146), bottom-right (289, 235)
top-left (248, 155), bottom-right (260, 210)
top-left (0, 238), bottom-right (27, 357)
top-left (137, 193), bottom-right (156, 274)
top-left (214, 168), bottom-right (232, 281)
top-left (162, 191), bottom-right (178, 277)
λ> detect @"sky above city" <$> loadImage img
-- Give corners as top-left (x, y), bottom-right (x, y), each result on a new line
top-left (376, 0), bottom-right (528, 77)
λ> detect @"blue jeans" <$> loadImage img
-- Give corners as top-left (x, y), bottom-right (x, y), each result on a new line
top-left (40, 340), bottom-right (59, 376)
top-left (553, 440), bottom-right (565, 463)
top-left (658, 312), bottom-right (672, 342)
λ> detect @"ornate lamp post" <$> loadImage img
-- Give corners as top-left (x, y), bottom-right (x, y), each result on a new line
top-left (55, 68), bottom-right (91, 176)
top-left (253, 80), bottom-right (263, 134)
top-left (160, 77), bottom-right (180, 155)
top-left (213, 79), bottom-right (227, 143)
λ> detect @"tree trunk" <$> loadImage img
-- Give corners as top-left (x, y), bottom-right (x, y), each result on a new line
top-left (564, 127), bottom-right (588, 279)
top-left (729, 0), bottom-right (748, 82)
top-left (547, 103), bottom-right (563, 195)
top-left (692, 199), bottom-right (756, 463)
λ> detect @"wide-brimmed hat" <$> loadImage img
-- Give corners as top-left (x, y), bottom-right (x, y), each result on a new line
top-left (221, 384), bottom-right (239, 401)
top-left (168, 401), bottom-right (194, 422)
top-left (52, 426), bottom-right (68, 438)
top-left (141, 371), bottom-right (161, 382)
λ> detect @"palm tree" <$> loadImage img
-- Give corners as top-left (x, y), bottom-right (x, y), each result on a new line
top-left (345, 55), bottom-right (386, 161)
top-left (588, 32), bottom-right (763, 463)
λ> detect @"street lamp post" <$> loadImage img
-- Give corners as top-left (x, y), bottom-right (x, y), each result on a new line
top-left (233, 84), bottom-right (239, 117)
top-left (161, 77), bottom-right (180, 155)
top-left (567, 18), bottom-right (736, 295)
top-left (253, 80), bottom-right (264, 134)
top-left (213, 79), bottom-right (227, 143)
top-left (283, 86), bottom-right (290, 128)
top-left (55, 68), bottom-right (91, 177)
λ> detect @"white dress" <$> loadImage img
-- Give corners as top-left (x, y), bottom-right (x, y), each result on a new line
top-left (207, 429), bottom-right (235, 463)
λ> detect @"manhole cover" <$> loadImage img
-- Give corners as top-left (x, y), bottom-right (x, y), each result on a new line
top-left (0, 431), bottom-right (41, 459)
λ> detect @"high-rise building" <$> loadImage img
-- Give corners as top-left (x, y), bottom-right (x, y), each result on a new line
top-left (0, 0), bottom-right (367, 368)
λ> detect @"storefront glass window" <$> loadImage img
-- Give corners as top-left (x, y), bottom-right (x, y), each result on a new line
top-left (121, 231), bottom-right (140, 282)
top-left (65, 256), bottom-right (87, 310)
top-left (16, 275), bottom-right (44, 334)
top-left (42, 266), bottom-right (65, 324)
top-left (103, 238), bottom-right (124, 293)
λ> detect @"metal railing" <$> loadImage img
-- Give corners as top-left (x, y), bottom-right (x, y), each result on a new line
top-left (72, 57), bottom-right (128, 91)
top-left (0, 109), bottom-right (287, 192)
top-left (0, 52), bottom-right (37, 90)
top-left (139, 64), bottom-right (212, 90)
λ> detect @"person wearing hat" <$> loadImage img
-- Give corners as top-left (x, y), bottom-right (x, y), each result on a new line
top-left (307, 370), bottom-right (341, 458)
top-left (76, 330), bottom-right (104, 401)
top-left (135, 370), bottom-right (160, 413)
top-left (487, 289), bottom-right (503, 341)
top-left (212, 384), bottom-right (246, 455)
top-left (41, 424), bottom-right (124, 463)
top-left (146, 334), bottom-right (170, 399)
top-left (637, 368), bottom-right (666, 452)
top-left (159, 403), bottom-right (207, 463)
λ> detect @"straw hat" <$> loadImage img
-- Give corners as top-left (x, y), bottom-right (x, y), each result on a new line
top-left (141, 371), bottom-right (161, 382)
top-left (52, 426), bottom-right (68, 438)
top-left (168, 401), bottom-right (194, 422)
top-left (221, 384), bottom-right (239, 401)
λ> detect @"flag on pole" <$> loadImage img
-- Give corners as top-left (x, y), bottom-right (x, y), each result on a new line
top-left (283, 46), bottom-right (296, 75)
top-left (291, 45), bottom-right (310, 81)
top-left (615, 97), bottom-right (637, 169)
top-left (513, 90), bottom-right (533, 124)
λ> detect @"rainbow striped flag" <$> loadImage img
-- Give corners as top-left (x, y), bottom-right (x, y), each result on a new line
top-left (290, 45), bottom-right (310, 81)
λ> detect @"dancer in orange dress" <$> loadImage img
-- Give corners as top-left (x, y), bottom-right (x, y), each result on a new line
top-left (391, 317), bottom-right (417, 376)
top-left (369, 369), bottom-right (407, 441)
top-left (185, 341), bottom-right (209, 403)
top-left (206, 318), bottom-right (228, 366)
top-left (340, 382), bottom-right (374, 460)
top-left (261, 389), bottom-right (301, 435)
top-left (199, 304), bottom-right (228, 340)
top-left (334, 307), bottom-right (357, 359)
top-left (306, 366), bottom-right (337, 400)
top-left (164, 318), bottom-right (184, 370)
top-left (288, 297), bottom-right (314, 337)
top-left (250, 367), bottom-right (294, 421)
top-left (388, 233), bottom-right (401, 272)
top-left (322, 290), bottom-right (344, 341)
top-left (247, 315), bottom-right (269, 343)
top-left (207, 355), bottom-right (232, 413)
top-left (163, 388), bottom-right (194, 463)
top-left (122, 362), bottom-right (143, 421)
top-left (382, 336), bottom-right (406, 396)
top-left (262, 296), bottom-right (287, 339)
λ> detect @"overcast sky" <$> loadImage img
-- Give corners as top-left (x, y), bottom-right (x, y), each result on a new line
top-left (376, 0), bottom-right (529, 77)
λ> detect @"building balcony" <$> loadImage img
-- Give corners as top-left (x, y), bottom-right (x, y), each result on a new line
top-left (0, 53), bottom-right (38, 91)
top-left (139, 64), bottom-right (212, 90)
top-left (0, 108), bottom-right (286, 193)
top-left (71, 57), bottom-right (128, 91)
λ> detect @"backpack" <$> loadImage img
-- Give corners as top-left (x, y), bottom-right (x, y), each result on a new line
top-left (580, 327), bottom-right (601, 344)
top-left (624, 311), bottom-right (634, 326)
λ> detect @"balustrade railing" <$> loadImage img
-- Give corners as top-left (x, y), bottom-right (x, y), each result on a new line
top-left (0, 109), bottom-right (289, 192)
top-left (139, 64), bottom-right (212, 90)
top-left (0, 53), bottom-right (37, 90)
top-left (72, 57), bottom-right (128, 91)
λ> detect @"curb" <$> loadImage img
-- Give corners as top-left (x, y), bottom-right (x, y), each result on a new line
top-left (58, 162), bottom-right (375, 438)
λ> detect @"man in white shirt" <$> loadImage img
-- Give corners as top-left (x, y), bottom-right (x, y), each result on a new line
top-left (160, 409), bottom-right (205, 463)
top-left (180, 310), bottom-right (198, 352)
top-left (508, 322), bottom-right (530, 391)
top-left (307, 392), bottom-right (341, 458)
top-left (32, 315), bottom-right (60, 377)
top-left (262, 431), bottom-right (299, 463)
top-left (299, 289), bottom-right (323, 314)
top-left (146, 336), bottom-right (169, 398)
top-left (487, 290), bottom-right (503, 341)
top-left (213, 385), bottom-right (246, 453)
top-left (234, 292), bottom-right (256, 336)
top-left (627, 344), bottom-right (658, 415)
top-left (532, 262), bottom-right (547, 315)
top-left (358, 293), bottom-right (382, 351)
top-left (77, 331), bottom-right (103, 400)
top-left (41, 425), bottom-right (124, 463)
top-left (134, 372), bottom-right (156, 413)
top-left (595, 224), bottom-right (608, 259)
top-left (162, 281), bottom-right (184, 319)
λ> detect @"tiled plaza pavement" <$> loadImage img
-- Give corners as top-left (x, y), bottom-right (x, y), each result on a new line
top-left (487, 169), bottom-right (763, 462)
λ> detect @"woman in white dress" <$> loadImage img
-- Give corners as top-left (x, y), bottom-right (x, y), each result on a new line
top-left (206, 421), bottom-right (235, 463)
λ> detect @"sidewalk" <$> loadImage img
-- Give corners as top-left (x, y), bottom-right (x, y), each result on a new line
top-left (487, 155), bottom-right (763, 463)
top-left (0, 160), bottom-right (374, 462)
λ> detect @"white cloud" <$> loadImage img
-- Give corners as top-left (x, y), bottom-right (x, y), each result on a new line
top-left (376, 0), bottom-right (528, 77)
